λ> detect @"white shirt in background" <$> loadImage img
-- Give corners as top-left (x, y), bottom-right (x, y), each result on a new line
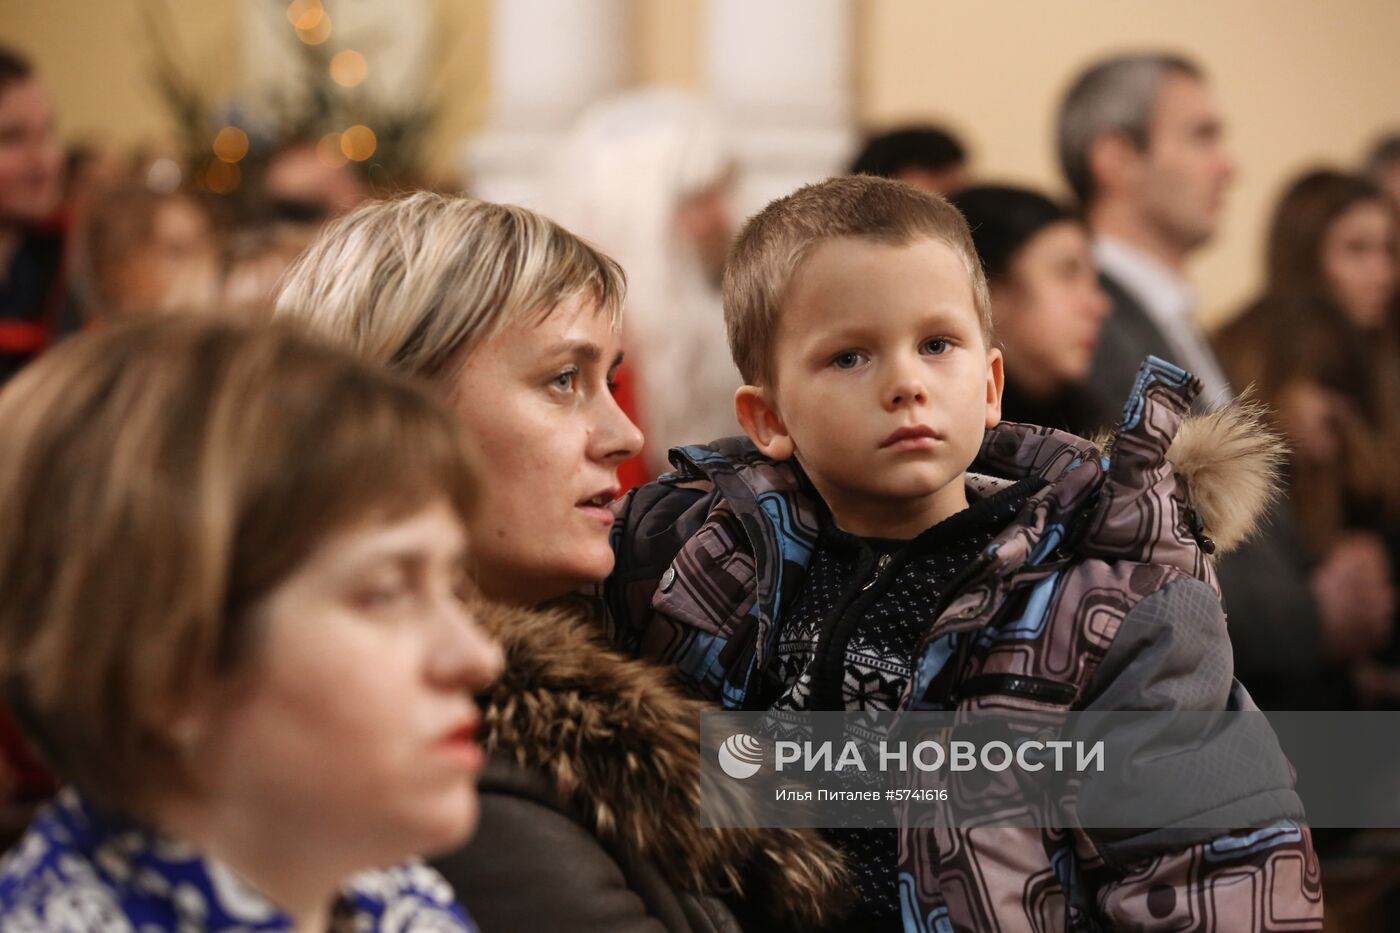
top-left (1093, 235), bottom-right (1234, 410)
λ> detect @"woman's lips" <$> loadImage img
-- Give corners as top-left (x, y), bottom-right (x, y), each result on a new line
top-left (576, 486), bottom-right (620, 526)
top-left (577, 504), bottom-right (615, 526)
top-left (437, 719), bottom-right (485, 772)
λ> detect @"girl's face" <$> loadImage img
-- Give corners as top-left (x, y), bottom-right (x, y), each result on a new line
top-left (991, 221), bottom-right (1111, 394)
top-left (450, 293), bottom-right (644, 605)
top-left (1322, 200), bottom-right (1397, 330)
top-left (182, 500), bottom-right (503, 869)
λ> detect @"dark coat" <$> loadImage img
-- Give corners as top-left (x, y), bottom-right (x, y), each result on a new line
top-left (1087, 273), bottom-right (1337, 709)
top-left (435, 602), bottom-right (855, 933)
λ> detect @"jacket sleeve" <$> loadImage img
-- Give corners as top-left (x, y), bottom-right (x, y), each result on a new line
top-left (434, 784), bottom-right (741, 933)
top-left (1075, 576), bottom-right (1325, 930)
top-left (601, 479), bottom-right (716, 653)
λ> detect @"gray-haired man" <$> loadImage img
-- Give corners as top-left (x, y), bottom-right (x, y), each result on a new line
top-left (1056, 53), bottom-right (1393, 713)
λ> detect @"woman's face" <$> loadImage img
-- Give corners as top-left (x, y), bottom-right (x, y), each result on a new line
top-left (186, 500), bottom-right (503, 866)
top-left (991, 221), bottom-right (1110, 394)
top-left (0, 78), bottom-right (61, 225)
top-left (109, 198), bottom-right (217, 314)
top-left (452, 292), bottom-right (644, 604)
top-left (1321, 200), bottom-right (1397, 330)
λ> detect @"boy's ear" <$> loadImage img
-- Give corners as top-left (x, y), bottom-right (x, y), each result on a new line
top-left (984, 347), bottom-right (1005, 429)
top-left (735, 385), bottom-right (796, 460)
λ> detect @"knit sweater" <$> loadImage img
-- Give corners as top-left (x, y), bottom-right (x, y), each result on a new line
top-left (765, 476), bottom-right (1043, 929)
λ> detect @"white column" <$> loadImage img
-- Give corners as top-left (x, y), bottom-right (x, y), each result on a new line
top-left (464, 0), bottom-right (628, 206)
top-left (704, 0), bottom-right (855, 221)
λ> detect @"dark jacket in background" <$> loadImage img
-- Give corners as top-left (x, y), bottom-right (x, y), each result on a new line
top-left (1086, 271), bottom-right (1336, 710)
top-left (0, 223), bottom-right (73, 384)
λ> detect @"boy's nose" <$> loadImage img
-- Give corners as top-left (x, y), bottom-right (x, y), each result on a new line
top-left (885, 372), bottom-right (929, 409)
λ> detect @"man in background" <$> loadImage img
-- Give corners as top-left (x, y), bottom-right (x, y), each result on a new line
top-left (1057, 52), bottom-right (1393, 711)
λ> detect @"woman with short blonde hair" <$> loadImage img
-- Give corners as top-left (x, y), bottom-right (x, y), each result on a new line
top-left (0, 315), bottom-right (502, 931)
top-left (277, 190), bottom-right (625, 382)
top-left (277, 192), bottom-right (640, 606)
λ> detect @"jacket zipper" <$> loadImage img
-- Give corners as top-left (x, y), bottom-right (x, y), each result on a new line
top-left (808, 550), bottom-right (897, 710)
top-left (950, 673), bottom-right (1078, 706)
top-left (862, 553), bottom-right (892, 590)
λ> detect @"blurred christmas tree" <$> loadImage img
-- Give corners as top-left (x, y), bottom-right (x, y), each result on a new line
top-left (145, 0), bottom-right (443, 207)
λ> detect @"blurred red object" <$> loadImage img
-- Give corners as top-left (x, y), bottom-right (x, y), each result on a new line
top-left (0, 707), bottom-right (55, 803)
top-left (612, 359), bottom-right (650, 493)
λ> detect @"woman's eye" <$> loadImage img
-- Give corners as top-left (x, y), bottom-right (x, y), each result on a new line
top-left (921, 338), bottom-right (949, 355)
top-left (354, 584), bottom-right (410, 610)
top-left (832, 351), bottom-right (864, 369)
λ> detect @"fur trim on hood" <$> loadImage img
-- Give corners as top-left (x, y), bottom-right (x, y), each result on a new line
top-left (1093, 396), bottom-right (1287, 556)
top-left (473, 600), bottom-right (854, 930)
top-left (1166, 396), bottom-right (1287, 555)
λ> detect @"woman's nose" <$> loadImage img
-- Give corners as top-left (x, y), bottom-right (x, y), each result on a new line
top-left (431, 598), bottom-right (505, 692)
top-left (591, 390), bottom-right (644, 465)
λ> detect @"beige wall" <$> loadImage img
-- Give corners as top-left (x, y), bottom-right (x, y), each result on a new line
top-left (633, 0), bottom-right (703, 87)
top-left (856, 0), bottom-right (1400, 328)
top-left (0, 0), bottom-right (242, 150)
top-left (425, 0), bottom-right (489, 183)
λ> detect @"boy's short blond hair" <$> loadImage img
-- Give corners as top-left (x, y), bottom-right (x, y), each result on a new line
top-left (0, 315), bottom-right (477, 811)
top-left (275, 191), bottom-right (626, 384)
top-left (723, 175), bottom-right (993, 386)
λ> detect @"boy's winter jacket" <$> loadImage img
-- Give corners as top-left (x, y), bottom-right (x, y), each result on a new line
top-left (600, 357), bottom-right (1324, 931)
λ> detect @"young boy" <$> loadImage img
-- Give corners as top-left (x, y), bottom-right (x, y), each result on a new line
top-left (601, 176), bottom-right (1321, 931)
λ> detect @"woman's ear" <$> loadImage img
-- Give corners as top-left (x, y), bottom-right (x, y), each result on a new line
top-left (735, 385), bottom-right (796, 460)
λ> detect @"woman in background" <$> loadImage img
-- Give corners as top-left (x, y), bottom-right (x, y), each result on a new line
top-left (1215, 169), bottom-right (1399, 697)
top-left (76, 181), bottom-right (217, 320)
top-left (950, 184), bottom-right (1110, 433)
top-left (0, 316), bottom-right (503, 930)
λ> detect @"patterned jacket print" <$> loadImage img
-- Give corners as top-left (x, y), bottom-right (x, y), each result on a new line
top-left (0, 788), bottom-right (476, 932)
top-left (600, 357), bottom-right (1324, 932)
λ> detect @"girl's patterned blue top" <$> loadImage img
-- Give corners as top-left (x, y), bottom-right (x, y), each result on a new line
top-left (0, 788), bottom-right (477, 932)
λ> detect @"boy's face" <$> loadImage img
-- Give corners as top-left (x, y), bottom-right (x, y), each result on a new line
top-left (736, 236), bottom-right (1002, 538)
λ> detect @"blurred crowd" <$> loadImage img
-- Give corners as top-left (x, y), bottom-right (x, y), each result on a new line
top-left (2, 34), bottom-right (1399, 932)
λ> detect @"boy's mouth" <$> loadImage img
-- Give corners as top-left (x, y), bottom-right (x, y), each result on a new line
top-left (880, 424), bottom-right (941, 449)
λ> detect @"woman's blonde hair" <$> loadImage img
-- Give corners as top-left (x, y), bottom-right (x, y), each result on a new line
top-left (0, 315), bottom-right (479, 809)
top-left (274, 191), bottom-right (626, 383)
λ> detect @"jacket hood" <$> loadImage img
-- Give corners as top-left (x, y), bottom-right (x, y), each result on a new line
top-left (473, 599), bottom-right (854, 929)
top-left (1158, 393), bottom-right (1285, 555)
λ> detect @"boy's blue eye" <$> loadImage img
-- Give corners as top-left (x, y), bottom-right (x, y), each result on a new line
top-left (832, 351), bottom-right (864, 369)
top-left (921, 338), bottom-right (950, 355)
top-left (550, 369), bottom-right (579, 392)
